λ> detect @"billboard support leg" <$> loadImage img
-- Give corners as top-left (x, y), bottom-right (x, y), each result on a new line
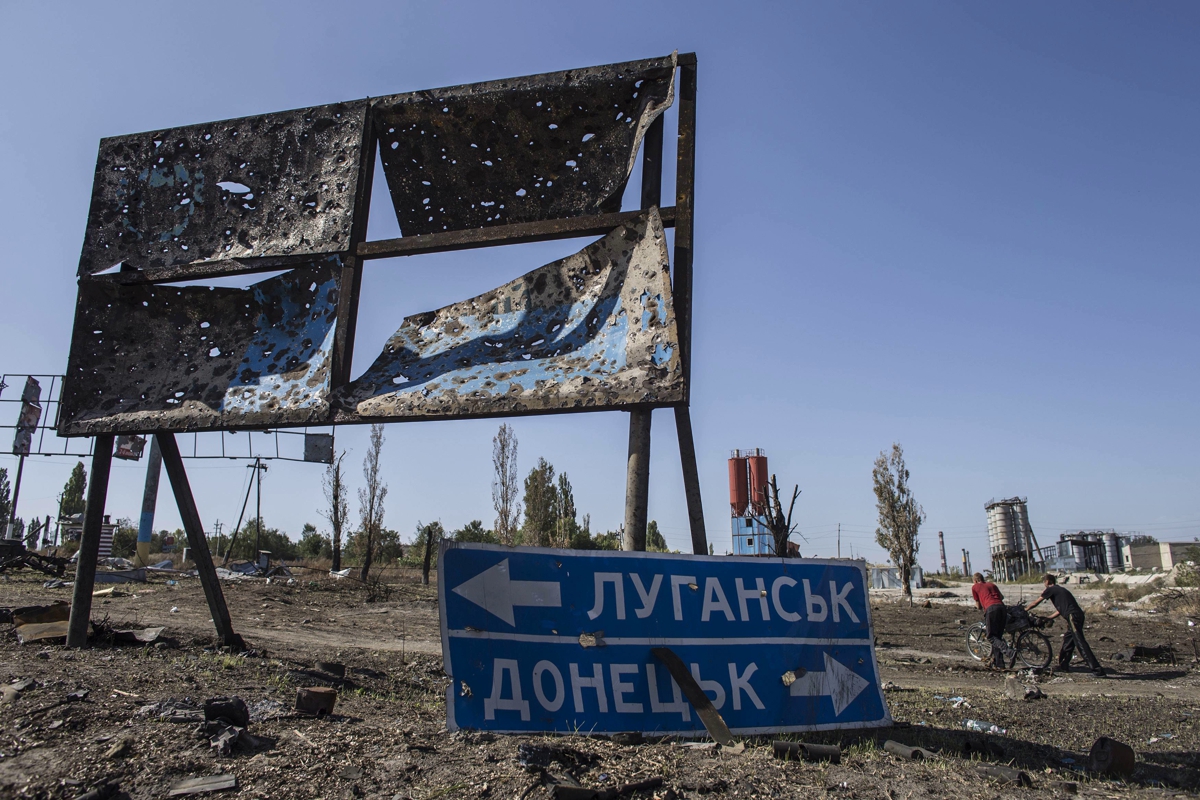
top-left (66, 434), bottom-right (115, 647)
top-left (157, 433), bottom-right (245, 651)
top-left (674, 405), bottom-right (707, 555)
top-left (623, 410), bottom-right (652, 551)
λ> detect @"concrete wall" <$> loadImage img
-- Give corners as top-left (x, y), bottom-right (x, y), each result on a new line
top-left (1121, 542), bottom-right (1199, 571)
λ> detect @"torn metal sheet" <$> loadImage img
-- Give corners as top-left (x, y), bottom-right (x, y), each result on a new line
top-left (77, 101), bottom-right (368, 276)
top-left (372, 54), bottom-right (676, 236)
top-left (336, 208), bottom-right (683, 421)
top-left (58, 261), bottom-right (340, 435)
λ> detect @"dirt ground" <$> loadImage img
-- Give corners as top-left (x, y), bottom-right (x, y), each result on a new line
top-left (0, 570), bottom-right (1197, 800)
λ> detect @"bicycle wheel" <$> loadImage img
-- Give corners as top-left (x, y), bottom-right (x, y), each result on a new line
top-left (966, 623), bottom-right (991, 662)
top-left (1014, 629), bottom-right (1052, 670)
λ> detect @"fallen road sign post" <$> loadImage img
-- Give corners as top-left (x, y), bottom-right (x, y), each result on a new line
top-left (438, 543), bottom-right (891, 735)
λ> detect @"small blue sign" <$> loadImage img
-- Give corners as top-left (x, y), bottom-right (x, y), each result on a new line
top-left (439, 543), bottom-right (891, 735)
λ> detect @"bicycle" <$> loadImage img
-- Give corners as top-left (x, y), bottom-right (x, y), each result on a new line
top-left (965, 605), bottom-right (1055, 670)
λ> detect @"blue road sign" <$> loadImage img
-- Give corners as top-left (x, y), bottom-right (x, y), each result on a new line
top-left (439, 543), bottom-right (891, 735)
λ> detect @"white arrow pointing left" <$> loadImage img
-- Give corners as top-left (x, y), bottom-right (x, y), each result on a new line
top-left (787, 653), bottom-right (872, 716)
top-left (451, 558), bottom-right (561, 626)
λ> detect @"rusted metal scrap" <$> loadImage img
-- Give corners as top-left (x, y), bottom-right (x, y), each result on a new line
top-left (58, 261), bottom-right (340, 435)
top-left (372, 54), bottom-right (676, 236)
top-left (77, 101), bottom-right (368, 277)
top-left (336, 208), bottom-right (683, 421)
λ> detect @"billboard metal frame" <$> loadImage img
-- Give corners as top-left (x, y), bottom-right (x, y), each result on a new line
top-left (57, 54), bottom-right (703, 650)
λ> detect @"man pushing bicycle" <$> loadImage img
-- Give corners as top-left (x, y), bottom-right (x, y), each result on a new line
top-left (1026, 573), bottom-right (1105, 677)
top-left (971, 573), bottom-right (1015, 670)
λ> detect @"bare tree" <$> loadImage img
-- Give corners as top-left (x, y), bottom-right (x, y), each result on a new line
top-left (872, 443), bottom-right (925, 603)
top-left (492, 424), bottom-right (521, 546)
top-left (358, 424), bottom-right (388, 582)
top-left (762, 474), bottom-right (802, 557)
top-left (418, 521), bottom-right (444, 586)
top-left (321, 452), bottom-right (349, 571)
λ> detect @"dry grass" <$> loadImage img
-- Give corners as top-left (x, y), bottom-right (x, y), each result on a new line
top-left (1101, 578), bottom-right (1163, 604)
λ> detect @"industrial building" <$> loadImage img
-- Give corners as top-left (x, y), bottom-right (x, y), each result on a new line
top-left (727, 448), bottom-right (784, 556)
top-left (985, 497), bottom-right (1045, 580)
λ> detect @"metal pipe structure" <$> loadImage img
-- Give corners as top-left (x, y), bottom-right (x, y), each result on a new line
top-left (134, 436), bottom-right (162, 566)
top-left (66, 434), bottom-right (115, 647)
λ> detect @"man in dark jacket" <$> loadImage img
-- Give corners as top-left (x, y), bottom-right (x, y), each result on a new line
top-left (1026, 574), bottom-right (1105, 676)
top-left (971, 573), bottom-right (1013, 669)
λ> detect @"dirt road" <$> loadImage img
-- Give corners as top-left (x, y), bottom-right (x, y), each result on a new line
top-left (0, 571), bottom-right (1196, 799)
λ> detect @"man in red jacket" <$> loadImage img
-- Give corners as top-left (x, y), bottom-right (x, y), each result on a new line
top-left (972, 573), bottom-right (1014, 670)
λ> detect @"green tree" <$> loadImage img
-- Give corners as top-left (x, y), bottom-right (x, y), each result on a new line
top-left (111, 518), bottom-right (139, 558)
top-left (60, 462), bottom-right (87, 517)
top-left (453, 520), bottom-right (498, 544)
top-left (521, 458), bottom-right (557, 547)
top-left (872, 443), bottom-right (925, 602)
top-left (646, 520), bottom-right (668, 552)
top-left (0, 467), bottom-right (11, 526)
top-left (553, 472), bottom-right (578, 548)
top-left (225, 519), bottom-right (298, 561)
top-left (298, 522), bottom-right (332, 560)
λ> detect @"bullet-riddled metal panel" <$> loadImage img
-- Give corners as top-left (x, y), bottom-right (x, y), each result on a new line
top-left (372, 54), bottom-right (676, 237)
top-left (77, 102), bottom-right (368, 276)
top-left (58, 261), bottom-right (341, 435)
top-left (336, 208), bottom-right (682, 421)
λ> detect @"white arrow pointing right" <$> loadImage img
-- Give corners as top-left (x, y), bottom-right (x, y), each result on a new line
top-left (787, 653), bottom-right (871, 716)
top-left (451, 558), bottom-right (561, 626)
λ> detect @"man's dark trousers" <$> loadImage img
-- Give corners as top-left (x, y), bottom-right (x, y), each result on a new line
top-left (984, 604), bottom-right (1008, 668)
top-left (1059, 611), bottom-right (1102, 672)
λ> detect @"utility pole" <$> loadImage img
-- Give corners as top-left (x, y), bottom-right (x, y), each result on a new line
top-left (213, 520), bottom-right (223, 557)
top-left (837, 523), bottom-right (841, 559)
top-left (251, 459), bottom-right (267, 564)
top-left (7, 454), bottom-right (25, 538)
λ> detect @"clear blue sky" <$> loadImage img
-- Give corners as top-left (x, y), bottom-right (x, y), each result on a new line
top-left (1, 2), bottom-right (1197, 566)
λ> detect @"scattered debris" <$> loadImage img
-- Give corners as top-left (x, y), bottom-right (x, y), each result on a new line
top-left (11, 600), bottom-right (70, 626)
top-left (104, 737), bottom-right (132, 759)
top-left (976, 764), bottom-right (1032, 787)
top-left (138, 698), bottom-right (204, 723)
top-left (93, 568), bottom-right (147, 584)
top-left (109, 626), bottom-right (166, 645)
top-left (1, 677), bottom-right (35, 704)
top-left (205, 696), bottom-right (250, 728)
top-left (1047, 780), bottom-right (1079, 794)
top-left (314, 661), bottom-right (346, 678)
top-left (167, 773), bottom-right (238, 796)
top-left (1090, 736), bottom-right (1136, 776)
top-left (295, 686), bottom-right (337, 716)
top-left (883, 740), bottom-right (935, 760)
top-left (1113, 645), bottom-right (1176, 664)
top-left (74, 780), bottom-right (121, 800)
top-left (17, 619), bottom-right (69, 644)
top-left (963, 719), bottom-right (1006, 735)
top-left (772, 740), bottom-right (841, 764)
top-left (1005, 675), bottom-right (1047, 701)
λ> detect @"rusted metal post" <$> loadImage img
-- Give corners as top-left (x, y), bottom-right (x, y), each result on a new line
top-left (675, 406), bottom-right (707, 555)
top-left (623, 410), bottom-right (652, 551)
top-left (672, 58), bottom-right (707, 555)
top-left (66, 434), bottom-right (115, 647)
top-left (622, 113), bottom-right (667, 553)
top-left (157, 433), bottom-right (245, 651)
top-left (134, 436), bottom-right (162, 567)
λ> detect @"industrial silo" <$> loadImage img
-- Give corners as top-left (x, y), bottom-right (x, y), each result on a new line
top-left (1103, 532), bottom-right (1121, 573)
top-left (1012, 502), bottom-right (1033, 555)
top-left (985, 499), bottom-right (1016, 555)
